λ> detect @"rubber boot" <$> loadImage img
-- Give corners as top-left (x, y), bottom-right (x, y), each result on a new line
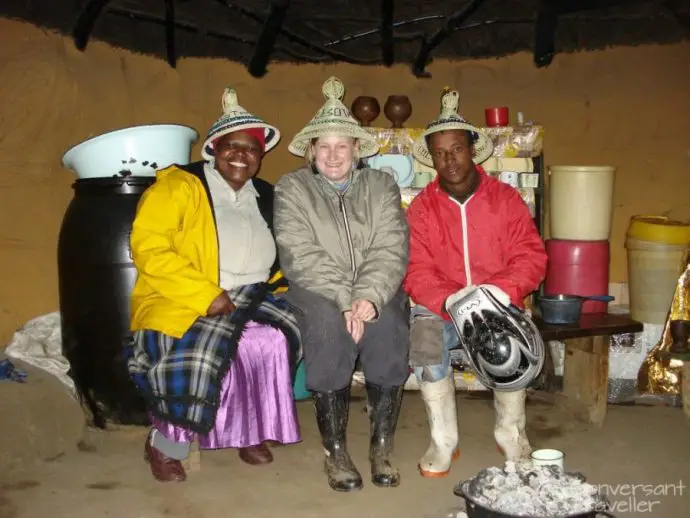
top-left (494, 389), bottom-right (532, 462)
top-left (313, 386), bottom-right (363, 492)
top-left (418, 369), bottom-right (459, 477)
top-left (366, 382), bottom-right (403, 488)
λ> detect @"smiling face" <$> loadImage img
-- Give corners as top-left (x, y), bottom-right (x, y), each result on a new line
top-left (213, 131), bottom-right (263, 190)
top-left (427, 129), bottom-right (477, 198)
top-left (311, 133), bottom-right (358, 183)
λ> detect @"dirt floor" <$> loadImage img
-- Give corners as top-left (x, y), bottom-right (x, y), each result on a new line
top-left (1, 360), bottom-right (689, 518)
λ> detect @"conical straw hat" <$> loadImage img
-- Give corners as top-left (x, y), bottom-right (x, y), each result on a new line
top-left (288, 77), bottom-right (379, 158)
top-left (412, 89), bottom-right (493, 167)
top-left (202, 88), bottom-right (280, 160)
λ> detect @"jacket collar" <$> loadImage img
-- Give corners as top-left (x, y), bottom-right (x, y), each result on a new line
top-left (175, 160), bottom-right (272, 224)
top-left (203, 161), bottom-right (260, 202)
top-left (309, 162), bottom-right (365, 195)
top-left (430, 164), bottom-right (488, 201)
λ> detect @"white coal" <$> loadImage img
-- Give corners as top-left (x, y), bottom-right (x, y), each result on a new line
top-left (464, 461), bottom-right (605, 516)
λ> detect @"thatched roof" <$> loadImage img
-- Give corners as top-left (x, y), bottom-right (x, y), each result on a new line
top-left (2, 0), bottom-right (689, 76)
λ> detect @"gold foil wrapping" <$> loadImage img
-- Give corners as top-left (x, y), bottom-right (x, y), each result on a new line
top-left (668, 256), bottom-right (690, 323)
top-left (365, 127), bottom-right (421, 156)
top-left (482, 125), bottom-right (544, 158)
top-left (637, 253), bottom-right (690, 395)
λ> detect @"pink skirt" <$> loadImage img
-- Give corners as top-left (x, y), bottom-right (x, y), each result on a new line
top-left (151, 321), bottom-right (301, 449)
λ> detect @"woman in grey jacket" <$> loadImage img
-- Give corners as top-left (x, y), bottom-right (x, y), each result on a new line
top-left (274, 77), bottom-right (410, 492)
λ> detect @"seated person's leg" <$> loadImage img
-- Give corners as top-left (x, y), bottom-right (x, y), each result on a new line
top-left (410, 303), bottom-right (437, 319)
top-left (411, 320), bottom-right (454, 383)
top-left (410, 320), bottom-right (460, 478)
top-left (145, 428), bottom-right (191, 483)
top-left (149, 424), bottom-right (193, 460)
top-left (140, 319), bottom-right (301, 479)
top-left (357, 290), bottom-right (409, 488)
top-left (201, 321), bottom-right (300, 464)
top-left (134, 329), bottom-right (193, 483)
top-left (493, 389), bottom-right (531, 462)
top-left (359, 290), bottom-right (410, 388)
top-left (285, 285), bottom-right (356, 392)
top-left (285, 284), bottom-right (362, 492)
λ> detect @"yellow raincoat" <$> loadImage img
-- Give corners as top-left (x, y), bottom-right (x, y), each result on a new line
top-left (129, 164), bottom-right (284, 338)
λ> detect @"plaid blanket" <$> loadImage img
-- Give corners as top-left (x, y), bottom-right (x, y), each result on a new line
top-left (127, 282), bottom-right (301, 434)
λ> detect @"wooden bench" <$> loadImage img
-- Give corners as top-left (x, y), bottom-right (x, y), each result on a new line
top-left (534, 313), bottom-right (643, 427)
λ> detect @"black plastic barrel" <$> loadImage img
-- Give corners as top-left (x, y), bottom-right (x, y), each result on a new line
top-left (58, 176), bottom-right (154, 428)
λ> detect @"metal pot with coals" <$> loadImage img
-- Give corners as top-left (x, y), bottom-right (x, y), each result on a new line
top-left (453, 466), bottom-right (615, 518)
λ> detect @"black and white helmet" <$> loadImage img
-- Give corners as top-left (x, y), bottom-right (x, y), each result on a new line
top-left (446, 286), bottom-right (545, 391)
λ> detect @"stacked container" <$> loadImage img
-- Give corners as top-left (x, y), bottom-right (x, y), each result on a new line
top-left (544, 166), bottom-right (617, 313)
top-left (625, 216), bottom-right (690, 324)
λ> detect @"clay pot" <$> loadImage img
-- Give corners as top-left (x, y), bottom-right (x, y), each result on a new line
top-left (384, 95), bottom-right (412, 128)
top-left (351, 96), bottom-right (380, 127)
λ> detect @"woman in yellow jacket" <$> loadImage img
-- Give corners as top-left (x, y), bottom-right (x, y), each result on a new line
top-left (127, 88), bottom-right (301, 483)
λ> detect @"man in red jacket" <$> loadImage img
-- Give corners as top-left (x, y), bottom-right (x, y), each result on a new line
top-left (404, 90), bottom-right (548, 478)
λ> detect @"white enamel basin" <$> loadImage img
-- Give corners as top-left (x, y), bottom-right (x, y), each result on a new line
top-left (62, 124), bottom-right (199, 179)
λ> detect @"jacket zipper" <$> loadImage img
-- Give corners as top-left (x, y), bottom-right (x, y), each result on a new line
top-left (338, 192), bottom-right (357, 277)
top-left (450, 195), bottom-right (475, 286)
top-left (459, 203), bottom-right (472, 285)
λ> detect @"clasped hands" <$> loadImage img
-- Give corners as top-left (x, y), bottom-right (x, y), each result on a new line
top-left (343, 299), bottom-right (377, 344)
top-left (206, 292), bottom-right (378, 345)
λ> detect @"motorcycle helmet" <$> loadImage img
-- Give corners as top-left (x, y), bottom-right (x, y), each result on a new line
top-left (446, 286), bottom-right (545, 391)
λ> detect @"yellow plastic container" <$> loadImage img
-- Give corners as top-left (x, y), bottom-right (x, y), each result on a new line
top-left (625, 215), bottom-right (690, 324)
top-left (548, 165), bottom-right (616, 240)
top-left (627, 216), bottom-right (690, 245)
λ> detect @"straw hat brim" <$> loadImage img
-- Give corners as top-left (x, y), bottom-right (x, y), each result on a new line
top-left (412, 121), bottom-right (493, 167)
top-left (288, 122), bottom-right (379, 158)
top-left (201, 122), bottom-right (280, 160)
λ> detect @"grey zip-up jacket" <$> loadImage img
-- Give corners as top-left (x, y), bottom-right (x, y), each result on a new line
top-left (274, 165), bottom-right (409, 315)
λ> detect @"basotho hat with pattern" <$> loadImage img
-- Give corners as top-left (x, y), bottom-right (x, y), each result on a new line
top-left (412, 89), bottom-right (493, 167)
top-left (288, 77), bottom-right (379, 158)
top-left (202, 88), bottom-right (280, 160)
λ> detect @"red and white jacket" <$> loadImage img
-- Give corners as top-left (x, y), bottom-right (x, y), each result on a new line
top-left (403, 167), bottom-right (548, 320)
